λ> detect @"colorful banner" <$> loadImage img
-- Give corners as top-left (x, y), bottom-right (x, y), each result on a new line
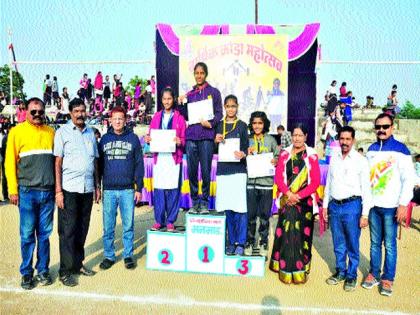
top-left (179, 35), bottom-right (289, 132)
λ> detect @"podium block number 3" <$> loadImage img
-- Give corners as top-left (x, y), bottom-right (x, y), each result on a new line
top-left (236, 259), bottom-right (251, 275)
top-left (198, 245), bottom-right (214, 263)
top-left (159, 248), bottom-right (173, 266)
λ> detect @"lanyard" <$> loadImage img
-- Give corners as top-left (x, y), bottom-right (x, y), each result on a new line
top-left (222, 118), bottom-right (238, 138)
top-left (161, 110), bottom-right (174, 130)
top-left (253, 134), bottom-right (267, 153)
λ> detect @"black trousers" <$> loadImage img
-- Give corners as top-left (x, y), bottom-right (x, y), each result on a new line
top-left (246, 188), bottom-right (273, 245)
top-left (1, 161), bottom-right (8, 200)
top-left (58, 190), bottom-right (93, 277)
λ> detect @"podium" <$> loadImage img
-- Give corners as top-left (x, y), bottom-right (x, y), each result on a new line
top-left (146, 214), bottom-right (265, 277)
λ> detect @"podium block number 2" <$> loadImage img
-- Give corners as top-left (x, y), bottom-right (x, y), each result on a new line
top-left (159, 248), bottom-right (173, 266)
top-left (198, 245), bottom-right (214, 263)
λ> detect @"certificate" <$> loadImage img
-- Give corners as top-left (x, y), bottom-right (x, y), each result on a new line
top-left (246, 153), bottom-right (275, 178)
top-left (149, 129), bottom-right (176, 153)
top-left (187, 98), bottom-right (214, 125)
top-left (218, 138), bottom-right (240, 162)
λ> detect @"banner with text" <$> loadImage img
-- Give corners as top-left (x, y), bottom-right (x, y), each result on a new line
top-left (179, 35), bottom-right (288, 132)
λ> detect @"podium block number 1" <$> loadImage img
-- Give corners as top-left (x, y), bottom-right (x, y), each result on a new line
top-left (198, 245), bottom-right (214, 263)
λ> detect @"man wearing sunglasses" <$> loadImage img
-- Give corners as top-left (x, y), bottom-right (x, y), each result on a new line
top-left (54, 98), bottom-right (101, 287)
top-left (5, 97), bottom-right (55, 290)
top-left (362, 113), bottom-right (415, 296)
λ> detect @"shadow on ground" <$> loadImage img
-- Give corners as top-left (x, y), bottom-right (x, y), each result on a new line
top-left (261, 295), bottom-right (281, 315)
top-left (312, 221), bottom-right (370, 277)
top-left (49, 206), bottom-right (157, 275)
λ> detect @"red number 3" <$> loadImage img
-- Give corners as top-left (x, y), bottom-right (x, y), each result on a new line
top-left (161, 250), bottom-right (170, 265)
top-left (238, 260), bottom-right (249, 275)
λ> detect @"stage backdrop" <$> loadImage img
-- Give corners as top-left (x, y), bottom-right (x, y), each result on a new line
top-left (156, 23), bottom-right (319, 145)
top-left (179, 35), bottom-right (288, 132)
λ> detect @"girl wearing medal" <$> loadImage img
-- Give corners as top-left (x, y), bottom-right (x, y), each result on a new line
top-left (245, 111), bottom-right (279, 257)
top-left (214, 95), bottom-right (249, 256)
top-left (145, 87), bottom-right (187, 232)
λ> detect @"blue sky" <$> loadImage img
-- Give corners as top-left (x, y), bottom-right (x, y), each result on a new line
top-left (1, 0), bottom-right (419, 105)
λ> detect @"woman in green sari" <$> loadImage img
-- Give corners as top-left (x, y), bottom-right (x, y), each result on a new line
top-left (270, 124), bottom-right (320, 284)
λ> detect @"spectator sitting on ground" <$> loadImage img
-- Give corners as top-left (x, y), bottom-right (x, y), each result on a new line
top-left (365, 96), bottom-right (375, 109)
top-left (384, 90), bottom-right (399, 117)
top-left (391, 84), bottom-right (397, 92)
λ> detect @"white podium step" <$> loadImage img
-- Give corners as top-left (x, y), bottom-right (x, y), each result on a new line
top-left (146, 214), bottom-right (265, 277)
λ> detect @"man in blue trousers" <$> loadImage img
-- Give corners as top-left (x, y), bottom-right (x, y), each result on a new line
top-left (362, 113), bottom-right (414, 296)
top-left (98, 106), bottom-right (144, 270)
top-left (322, 126), bottom-right (372, 292)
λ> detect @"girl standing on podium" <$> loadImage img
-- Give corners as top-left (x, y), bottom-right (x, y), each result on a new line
top-left (245, 111), bottom-right (279, 257)
top-left (178, 62), bottom-right (223, 214)
top-left (214, 95), bottom-right (248, 256)
top-left (145, 87), bottom-right (186, 232)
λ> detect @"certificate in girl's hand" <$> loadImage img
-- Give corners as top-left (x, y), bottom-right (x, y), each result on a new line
top-left (247, 153), bottom-right (275, 178)
top-left (150, 129), bottom-right (176, 153)
top-left (218, 138), bottom-right (240, 162)
top-left (187, 99), bottom-right (214, 125)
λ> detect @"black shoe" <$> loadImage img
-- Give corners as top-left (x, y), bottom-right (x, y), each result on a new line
top-left (60, 274), bottom-right (77, 287)
top-left (36, 272), bottom-right (52, 286)
top-left (199, 204), bottom-right (209, 215)
top-left (259, 243), bottom-right (268, 257)
top-left (99, 259), bottom-right (115, 270)
top-left (79, 266), bottom-right (96, 276)
top-left (124, 257), bottom-right (136, 269)
top-left (326, 272), bottom-right (346, 285)
top-left (344, 278), bottom-right (357, 292)
top-left (189, 204), bottom-right (200, 214)
top-left (21, 275), bottom-right (34, 290)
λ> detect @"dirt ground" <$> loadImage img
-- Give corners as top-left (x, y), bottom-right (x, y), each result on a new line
top-left (0, 202), bottom-right (419, 315)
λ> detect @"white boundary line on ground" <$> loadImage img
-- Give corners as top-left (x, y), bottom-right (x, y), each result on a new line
top-left (0, 286), bottom-right (412, 315)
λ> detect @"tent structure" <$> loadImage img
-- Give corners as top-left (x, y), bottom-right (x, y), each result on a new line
top-left (156, 23), bottom-right (320, 145)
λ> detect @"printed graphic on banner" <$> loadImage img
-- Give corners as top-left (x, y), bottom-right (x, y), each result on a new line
top-left (179, 35), bottom-right (288, 133)
top-left (186, 214), bottom-right (225, 274)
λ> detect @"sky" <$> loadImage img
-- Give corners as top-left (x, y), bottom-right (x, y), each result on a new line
top-left (1, 0), bottom-right (419, 105)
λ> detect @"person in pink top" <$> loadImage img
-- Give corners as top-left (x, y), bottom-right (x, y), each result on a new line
top-left (16, 101), bottom-right (27, 123)
top-left (124, 92), bottom-right (132, 111)
top-left (339, 82), bottom-right (347, 98)
top-left (134, 82), bottom-right (142, 110)
top-left (94, 72), bottom-right (104, 113)
top-left (144, 87), bottom-right (186, 232)
top-left (150, 75), bottom-right (156, 97)
top-left (79, 73), bottom-right (89, 102)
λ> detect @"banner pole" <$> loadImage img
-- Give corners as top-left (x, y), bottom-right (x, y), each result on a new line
top-left (8, 28), bottom-right (13, 108)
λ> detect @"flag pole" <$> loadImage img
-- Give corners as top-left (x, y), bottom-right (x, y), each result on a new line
top-left (8, 28), bottom-right (13, 107)
top-left (255, 0), bottom-right (259, 24)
